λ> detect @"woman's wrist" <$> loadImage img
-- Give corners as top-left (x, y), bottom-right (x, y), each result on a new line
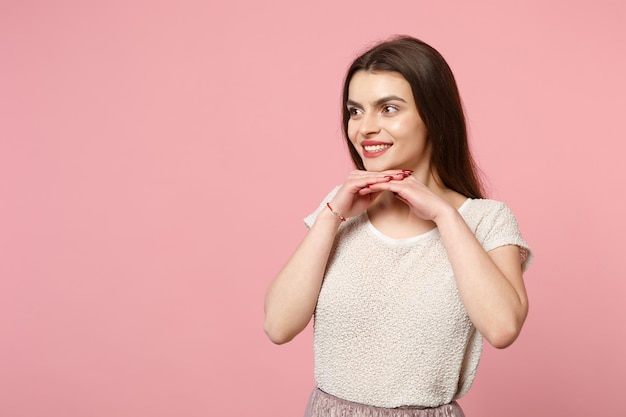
top-left (326, 202), bottom-right (347, 222)
top-left (432, 202), bottom-right (461, 226)
top-left (314, 205), bottom-right (345, 228)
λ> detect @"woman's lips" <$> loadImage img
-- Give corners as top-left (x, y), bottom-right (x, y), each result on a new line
top-left (362, 142), bottom-right (391, 158)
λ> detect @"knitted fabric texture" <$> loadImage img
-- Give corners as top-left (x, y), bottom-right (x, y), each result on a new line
top-left (304, 187), bottom-right (532, 409)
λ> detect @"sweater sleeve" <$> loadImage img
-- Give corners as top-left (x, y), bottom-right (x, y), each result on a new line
top-left (480, 202), bottom-right (534, 272)
top-left (303, 185), bottom-right (341, 229)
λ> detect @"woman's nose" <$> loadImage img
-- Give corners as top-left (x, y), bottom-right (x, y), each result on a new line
top-left (359, 113), bottom-right (380, 135)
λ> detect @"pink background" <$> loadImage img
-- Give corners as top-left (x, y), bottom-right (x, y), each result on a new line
top-left (1, 1), bottom-right (624, 416)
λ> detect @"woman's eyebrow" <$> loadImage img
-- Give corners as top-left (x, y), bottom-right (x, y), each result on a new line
top-left (346, 96), bottom-right (408, 107)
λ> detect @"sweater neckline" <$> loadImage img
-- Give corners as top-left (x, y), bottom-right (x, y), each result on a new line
top-left (364, 198), bottom-right (472, 244)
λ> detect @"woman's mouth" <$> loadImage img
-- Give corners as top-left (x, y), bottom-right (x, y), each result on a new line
top-left (362, 143), bottom-right (391, 157)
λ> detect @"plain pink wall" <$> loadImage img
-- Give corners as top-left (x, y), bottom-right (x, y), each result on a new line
top-left (1, 1), bottom-right (624, 416)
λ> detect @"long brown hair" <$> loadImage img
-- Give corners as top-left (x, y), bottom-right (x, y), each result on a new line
top-left (342, 35), bottom-right (485, 199)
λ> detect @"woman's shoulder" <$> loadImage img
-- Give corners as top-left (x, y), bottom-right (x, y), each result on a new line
top-left (464, 197), bottom-right (508, 211)
top-left (464, 197), bottom-right (533, 270)
top-left (461, 197), bottom-right (516, 226)
top-left (462, 197), bottom-right (525, 234)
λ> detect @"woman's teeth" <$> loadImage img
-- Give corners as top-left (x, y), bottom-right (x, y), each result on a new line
top-left (364, 144), bottom-right (391, 152)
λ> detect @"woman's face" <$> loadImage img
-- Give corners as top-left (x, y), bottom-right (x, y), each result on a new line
top-left (347, 71), bottom-right (430, 175)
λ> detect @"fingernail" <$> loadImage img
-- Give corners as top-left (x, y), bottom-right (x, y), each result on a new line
top-left (402, 170), bottom-right (413, 174)
top-left (384, 175), bottom-right (393, 179)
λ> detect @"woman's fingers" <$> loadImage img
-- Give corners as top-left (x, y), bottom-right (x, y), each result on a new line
top-left (348, 169), bottom-right (409, 182)
top-left (331, 170), bottom-right (413, 218)
top-left (366, 177), bottom-right (447, 221)
top-left (353, 170), bottom-right (414, 195)
top-left (352, 170), bottom-right (411, 189)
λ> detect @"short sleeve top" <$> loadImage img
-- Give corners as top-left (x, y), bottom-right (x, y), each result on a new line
top-left (304, 187), bottom-right (533, 408)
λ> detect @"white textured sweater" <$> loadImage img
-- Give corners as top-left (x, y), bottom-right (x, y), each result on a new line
top-left (304, 187), bottom-right (532, 409)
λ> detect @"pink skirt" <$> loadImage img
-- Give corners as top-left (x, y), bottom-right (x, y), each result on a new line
top-left (303, 388), bottom-right (466, 417)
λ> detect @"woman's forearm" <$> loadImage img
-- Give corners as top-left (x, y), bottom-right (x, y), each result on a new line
top-left (263, 210), bottom-right (342, 344)
top-left (435, 207), bottom-right (528, 348)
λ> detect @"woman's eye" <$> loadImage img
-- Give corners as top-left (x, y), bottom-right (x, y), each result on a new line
top-left (382, 105), bottom-right (398, 114)
top-left (348, 108), bottom-right (363, 117)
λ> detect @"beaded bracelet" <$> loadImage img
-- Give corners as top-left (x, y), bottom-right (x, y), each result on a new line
top-left (326, 202), bottom-right (346, 222)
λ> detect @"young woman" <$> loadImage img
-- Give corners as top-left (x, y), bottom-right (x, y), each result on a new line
top-left (264, 35), bottom-right (533, 417)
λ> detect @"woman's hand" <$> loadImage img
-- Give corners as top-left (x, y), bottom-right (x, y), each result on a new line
top-left (329, 169), bottom-right (412, 220)
top-left (361, 174), bottom-right (454, 222)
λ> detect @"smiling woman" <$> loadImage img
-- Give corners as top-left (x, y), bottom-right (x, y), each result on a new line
top-left (264, 35), bottom-right (533, 417)
top-left (346, 71), bottom-right (430, 176)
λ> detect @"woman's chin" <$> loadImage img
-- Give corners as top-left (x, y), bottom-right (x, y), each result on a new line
top-left (363, 162), bottom-right (398, 173)
top-left (362, 159), bottom-right (387, 172)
